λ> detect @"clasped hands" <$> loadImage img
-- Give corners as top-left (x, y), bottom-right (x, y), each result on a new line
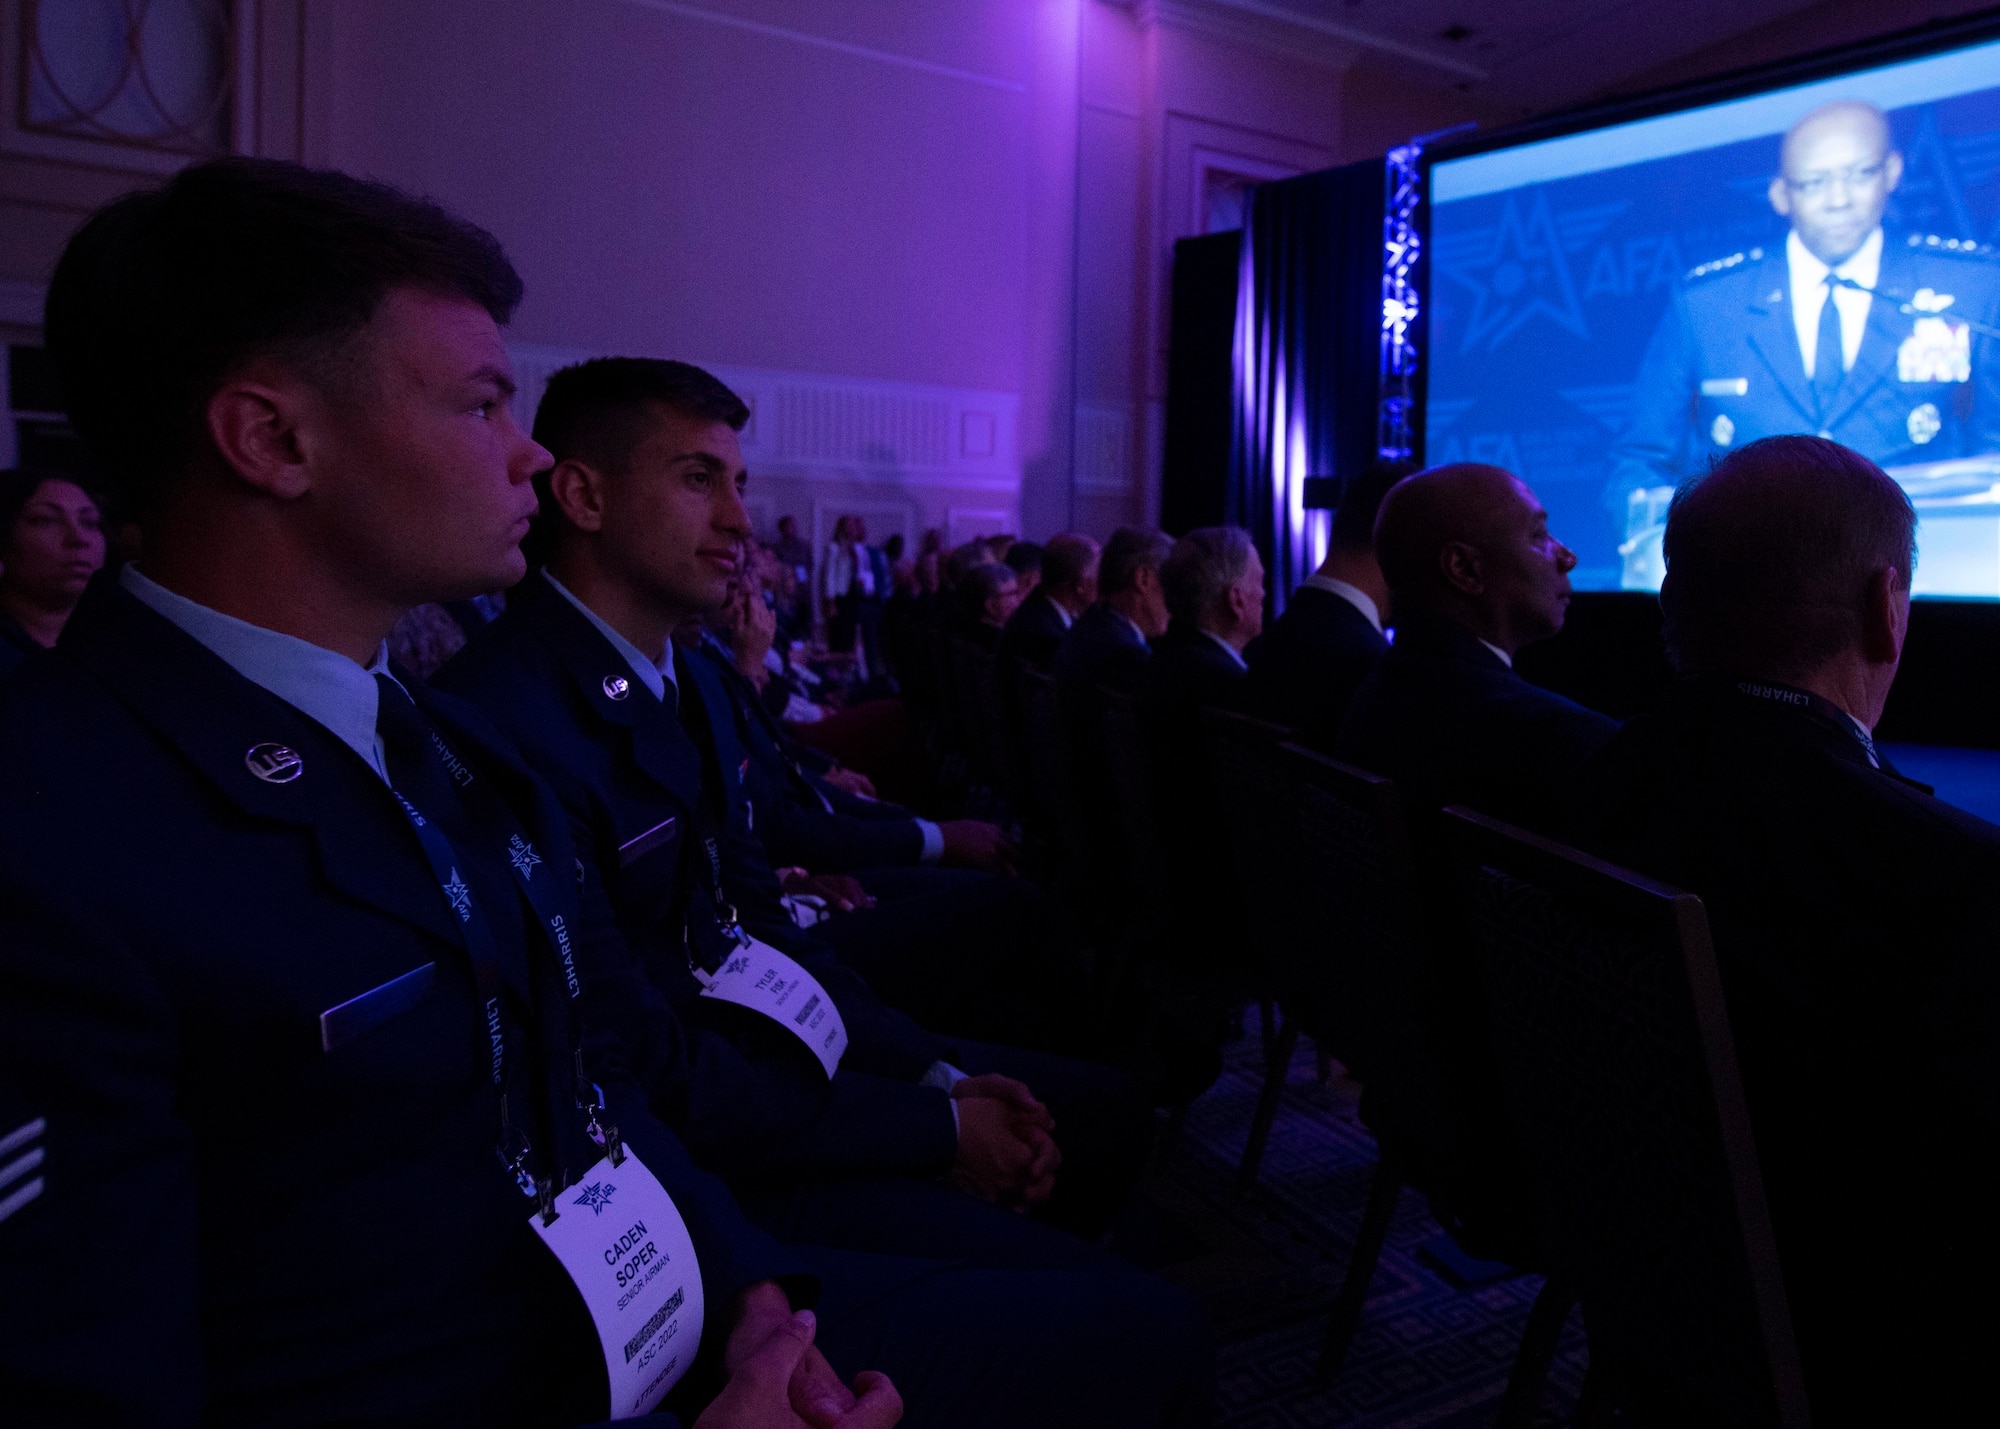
top-left (697, 1284), bottom-right (901, 1429)
top-left (946, 1073), bottom-right (1059, 1210)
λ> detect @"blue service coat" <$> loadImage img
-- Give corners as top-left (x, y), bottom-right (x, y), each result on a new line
top-left (0, 580), bottom-right (805, 1427)
top-left (435, 576), bottom-right (961, 1186)
top-left (1608, 231), bottom-right (2000, 508)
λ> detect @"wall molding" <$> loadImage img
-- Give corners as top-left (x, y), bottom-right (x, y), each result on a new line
top-left (620, 0), bottom-right (1025, 94)
top-left (1130, 0), bottom-right (1479, 80)
top-left (507, 342), bottom-right (1023, 498)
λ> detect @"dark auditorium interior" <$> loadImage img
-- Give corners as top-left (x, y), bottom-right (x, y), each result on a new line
top-left (7, 2), bottom-right (2000, 1426)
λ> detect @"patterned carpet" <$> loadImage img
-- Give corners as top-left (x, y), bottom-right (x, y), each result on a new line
top-left (1138, 1029), bottom-right (1589, 1428)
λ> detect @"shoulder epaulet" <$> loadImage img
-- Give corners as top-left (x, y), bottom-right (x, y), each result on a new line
top-left (1685, 247), bottom-right (1763, 281)
top-left (1908, 233), bottom-right (2000, 260)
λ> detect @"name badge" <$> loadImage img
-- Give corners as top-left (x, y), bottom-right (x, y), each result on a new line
top-left (529, 1148), bottom-right (704, 1419)
top-left (697, 937), bottom-right (848, 1077)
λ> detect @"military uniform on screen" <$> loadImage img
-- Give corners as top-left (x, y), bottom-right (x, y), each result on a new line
top-left (1607, 231), bottom-right (2000, 573)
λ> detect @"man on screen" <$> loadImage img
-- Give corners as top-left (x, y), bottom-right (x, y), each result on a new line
top-left (1608, 100), bottom-right (2000, 587)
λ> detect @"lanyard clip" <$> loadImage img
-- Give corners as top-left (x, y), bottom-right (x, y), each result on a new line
top-left (497, 1123), bottom-right (537, 1199)
top-left (537, 1176), bottom-right (560, 1227)
top-left (572, 1057), bottom-right (626, 1167)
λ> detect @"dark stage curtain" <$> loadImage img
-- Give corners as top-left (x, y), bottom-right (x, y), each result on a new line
top-left (1229, 159), bottom-right (1384, 612)
top-left (1162, 232), bottom-right (1241, 536)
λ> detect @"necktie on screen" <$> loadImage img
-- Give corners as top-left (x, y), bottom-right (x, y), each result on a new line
top-left (1811, 273), bottom-right (1844, 422)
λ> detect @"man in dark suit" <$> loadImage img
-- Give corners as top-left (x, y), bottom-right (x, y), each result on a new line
top-left (1000, 532), bottom-right (1098, 674)
top-left (1053, 525), bottom-right (1170, 723)
top-left (1329, 463), bottom-right (1618, 837)
top-left (439, 359), bottom-right (1170, 1260)
top-left (1245, 459), bottom-right (1409, 731)
top-left (0, 158), bottom-right (1206, 1429)
top-left (1569, 435), bottom-right (2000, 1423)
top-left (1131, 528), bottom-right (1261, 1001)
top-left (1139, 526), bottom-right (1261, 722)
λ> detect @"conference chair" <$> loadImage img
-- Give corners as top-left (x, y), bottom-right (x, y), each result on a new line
top-left (1201, 707), bottom-right (1305, 1190)
top-left (1283, 745), bottom-right (1570, 1427)
top-left (1443, 807), bottom-right (1810, 1429)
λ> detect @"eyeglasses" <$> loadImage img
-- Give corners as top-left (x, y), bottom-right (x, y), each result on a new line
top-left (1784, 160), bottom-right (1890, 198)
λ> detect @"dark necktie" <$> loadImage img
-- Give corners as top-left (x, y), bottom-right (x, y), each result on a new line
top-left (1811, 273), bottom-right (1845, 422)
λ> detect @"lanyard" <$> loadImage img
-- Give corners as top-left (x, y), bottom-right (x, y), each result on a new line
top-left (390, 720), bottom-right (622, 1220)
top-left (1723, 678), bottom-right (1880, 767)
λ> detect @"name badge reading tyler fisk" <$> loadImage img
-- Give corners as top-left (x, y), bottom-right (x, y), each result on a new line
top-left (698, 937), bottom-right (848, 1077)
top-left (529, 1149), bottom-right (704, 1418)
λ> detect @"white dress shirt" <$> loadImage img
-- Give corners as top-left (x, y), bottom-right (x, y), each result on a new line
top-left (1299, 573), bottom-right (1384, 635)
top-left (121, 565), bottom-right (400, 783)
top-left (1477, 637), bottom-right (1514, 669)
top-left (1788, 227), bottom-right (1882, 380)
top-left (544, 571), bottom-right (678, 706)
top-left (1202, 630), bottom-right (1249, 670)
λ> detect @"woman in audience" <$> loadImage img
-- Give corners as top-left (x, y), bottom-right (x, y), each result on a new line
top-left (0, 467), bottom-right (105, 675)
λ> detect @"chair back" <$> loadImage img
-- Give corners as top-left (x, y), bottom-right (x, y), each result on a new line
top-left (963, 643), bottom-right (1022, 806)
top-left (1202, 708), bottom-right (1301, 987)
top-left (1018, 666), bottom-right (1085, 871)
top-left (1444, 807), bottom-right (1809, 1429)
top-left (1281, 743), bottom-right (1455, 1157)
top-left (1098, 686), bottom-right (1175, 917)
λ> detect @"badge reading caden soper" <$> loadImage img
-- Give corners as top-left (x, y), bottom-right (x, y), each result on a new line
top-left (529, 1147), bottom-right (704, 1418)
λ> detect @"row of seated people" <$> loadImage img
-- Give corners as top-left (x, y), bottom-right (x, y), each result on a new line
top-left (0, 159), bottom-right (1217, 1428)
top-left (919, 433), bottom-right (1991, 1424)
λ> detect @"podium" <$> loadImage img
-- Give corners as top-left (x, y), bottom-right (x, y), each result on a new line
top-left (1617, 456), bottom-right (2000, 598)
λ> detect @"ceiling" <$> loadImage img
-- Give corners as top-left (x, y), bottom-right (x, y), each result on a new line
top-left (1204, 0), bottom-right (1839, 114)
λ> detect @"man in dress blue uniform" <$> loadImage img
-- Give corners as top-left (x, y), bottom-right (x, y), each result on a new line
top-left (1609, 100), bottom-right (2000, 582)
top-left (437, 360), bottom-right (1172, 1257)
top-left (0, 159), bottom-right (1207, 1428)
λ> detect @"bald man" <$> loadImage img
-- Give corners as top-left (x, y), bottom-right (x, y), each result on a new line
top-left (1608, 99), bottom-right (2000, 586)
top-left (1321, 464), bottom-right (1617, 838)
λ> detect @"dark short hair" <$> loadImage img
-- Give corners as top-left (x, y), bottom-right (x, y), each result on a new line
top-left (45, 158), bottom-right (522, 506)
top-left (1099, 526), bottom-right (1174, 597)
top-left (1003, 541), bottom-right (1044, 577)
top-left (958, 559), bottom-right (1016, 618)
top-left (1160, 526), bottom-right (1257, 625)
top-left (0, 468), bottom-right (97, 549)
top-left (1661, 435), bottom-right (1916, 681)
top-left (1042, 533), bottom-right (1098, 593)
top-left (1332, 458), bottom-right (1420, 547)
top-left (524, 358), bottom-right (748, 566)
top-left (532, 357), bottom-right (749, 474)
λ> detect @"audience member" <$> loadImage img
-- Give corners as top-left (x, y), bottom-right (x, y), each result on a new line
top-left (0, 462), bottom-right (104, 672)
top-left (1329, 463), bottom-right (1616, 837)
top-left (439, 357), bottom-right (1171, 1256)
top-left (0, 468), bottom-right (104, 676)
top-left (1245, 458), bottom-right (1410, 730)
top-left (1568, 435), bottom-right (1998, 1422)
top-left (821, 515), bottom-right (882, 663)
top-left (1, 158), bottom-right (1209, 1429)
top-left (1000, 532), bottom-right (1098, 673)
top-left (1003, 540), bottom-right (1043, 599)
top-left (953, 560), bottom-right (1021, 651)
top-left (942, 537), bottom-right (994, 591)
top-left (1143, 526), bottom-right (1262, 714)
top-left (1052, 525), bottom-right (1170, 708)
top-left (770, 512), bottom-right (813, 633)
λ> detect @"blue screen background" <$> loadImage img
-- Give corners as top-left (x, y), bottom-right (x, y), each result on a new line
top-left (1426, 73), bottom-right (2000, 591)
